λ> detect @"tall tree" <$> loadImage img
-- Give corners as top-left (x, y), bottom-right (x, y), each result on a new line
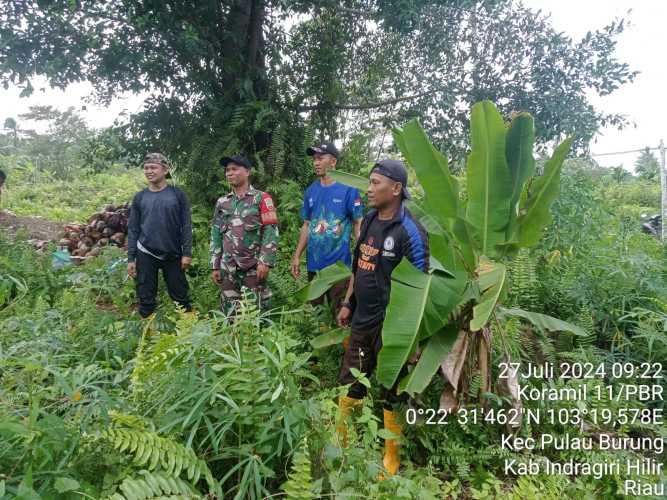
top-left (634, 147), bottom-right (659, 181)
top-left (0, 1), bottom-right (636, 199)
top-left (3, 117), bottom-right (18, 147)
top-left (17, 106), bottom-right (91, 178)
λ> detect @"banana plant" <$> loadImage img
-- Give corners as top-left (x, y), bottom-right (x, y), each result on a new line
top-left (302, 100), bottom-right (583, 408)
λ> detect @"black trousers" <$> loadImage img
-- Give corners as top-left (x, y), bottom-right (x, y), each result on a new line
top-left (339, 321), bottom-right (408, 410)
top-left (135, 250), bottom-right (191, 318)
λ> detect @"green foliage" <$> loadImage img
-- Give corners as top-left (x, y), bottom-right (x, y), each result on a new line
top-left (508, 248), bottom-right (538, 309)
top-left (465, 102), bottom-right (513, 254)
top-left (0, 156), bottom-right (142, 222)
top-left (634, 147), bottom-right (660, 181)
top-left (98, 427), bottom-right (219, 497)
top-left (0, 0), bottom-right (637, 181)
top-left (128, 302), bottom-right (317, 499)
top-left (296, 261), bottom-right (351, 302)
top-left (601, 179), bottom-right (661, 210)
top-left (104, 470), bottom-right (200, 500)
top-left (2, 134), bottom-right (667, 499)
top-left (281, 439), bottom-right (319, 499)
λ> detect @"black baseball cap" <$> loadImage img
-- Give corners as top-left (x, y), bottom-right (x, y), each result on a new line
top-left (220, 154), bottom-right (251, 170)
top-left (371, 159), bottom-right (411, 200)
top-left (306, 142), bottom-right (339, 158)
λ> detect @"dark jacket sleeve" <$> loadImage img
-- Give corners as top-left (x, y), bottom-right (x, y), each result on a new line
top-left (400, 216), bottom-right (429, 273)
top-left (127, 191), bottom-right (142, 263)
top-left (177, 188), bottom-right (193, 258)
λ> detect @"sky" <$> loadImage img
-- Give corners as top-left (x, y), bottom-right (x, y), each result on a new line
top-left (0, 0), bottom-right (664, 171)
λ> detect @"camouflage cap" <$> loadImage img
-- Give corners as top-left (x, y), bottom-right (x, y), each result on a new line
top-left (143, 152), bottom-right (171, 168)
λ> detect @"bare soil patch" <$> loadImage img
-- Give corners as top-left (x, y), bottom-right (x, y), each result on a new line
top-left (0, 210), bottom-right (63, 242)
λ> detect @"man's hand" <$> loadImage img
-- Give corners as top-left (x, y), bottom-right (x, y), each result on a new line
top-left (290, 255), bottom-right (301, 279)
top-left (181, 256), bottom-right (192, 270)
top-left (127, 262), bottom-right (137, 278)
top-left (337, 305), bottom-right (352, 328)
top-left (257, 263), bottom-right (270, 282)
top-left (211, 270), bottom-right (222, 285)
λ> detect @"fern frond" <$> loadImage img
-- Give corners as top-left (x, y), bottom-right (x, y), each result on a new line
top-left (104, 470), bottom-right (201, 500)
top-left (509, 248), bottom-right (538, 309)
top-left (268, 124), bottom-right (287, 178)
top-left (574, 305), bottom-right (596, 348)
top-left (99, 428), bottom-right (219, 496)
top-left (281, 438), bottom-right (316, 499)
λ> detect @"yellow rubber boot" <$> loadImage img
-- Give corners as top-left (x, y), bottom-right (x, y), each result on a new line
top-left (335, 395), bottom-right (362, 448)
top-left (380, 409), bottom-right (402, 478)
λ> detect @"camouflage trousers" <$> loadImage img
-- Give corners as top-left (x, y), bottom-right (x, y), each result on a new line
top-left (220, 265), bottom-right (272, 316)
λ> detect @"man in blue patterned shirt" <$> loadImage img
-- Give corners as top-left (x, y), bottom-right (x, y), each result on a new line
top-left (291, 142), bottom-right (363, 312)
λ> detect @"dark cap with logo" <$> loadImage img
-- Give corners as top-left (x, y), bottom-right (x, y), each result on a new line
top-left (306, 142), bottom-right (339, 158)
top-left (220, 154), bottom-right (252, 170)
top-left (371, 159), bottom-right (411, 200)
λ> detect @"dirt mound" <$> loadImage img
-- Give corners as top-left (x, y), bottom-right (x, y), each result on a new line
top-left (0, 210), bottom-right (64, 243)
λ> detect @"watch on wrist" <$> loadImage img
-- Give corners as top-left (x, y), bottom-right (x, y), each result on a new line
top-left (341, 301), bottom-right (352, 309)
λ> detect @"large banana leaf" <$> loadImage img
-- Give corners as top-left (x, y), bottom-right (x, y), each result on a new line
top-left (328, 170), bottom-right (368, 192)
top-left (394, 120), bottom-right (459, 222)
top-left (295, 261), bottom-right (351, 302)
top-left (470, 260), bottom-right (506, 331)
top-left (310, 327), bottom-right (349, 349)
top-left (451, 217), bottom-right (477, 270)
top-left (407, 200), bottom-right (445, 235)
top-left (497, 307), bottom-right (586, 336)
top-left (376, 259), bottom-right (432, 388)
top-left (505, 113), bottom-right (535, 242)
top-left (408, 200), bottom-right (466, 271)
top-left (377, 260), bottom-right (464, 388)
top-left (398, 324), bottom-right (459, 396)
top-left (417, 270), bottom-right (467, 340)
top-left (517, 137), bottom-right (572, 247)
top-left (465, 101), bottom-right (513, 256)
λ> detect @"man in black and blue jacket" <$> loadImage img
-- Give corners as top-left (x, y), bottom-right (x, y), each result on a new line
top-left (335, 159), bottom-right (429, 477)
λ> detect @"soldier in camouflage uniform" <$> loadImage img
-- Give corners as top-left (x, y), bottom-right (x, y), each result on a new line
top-left (210, 155), bottom-right (279, 315)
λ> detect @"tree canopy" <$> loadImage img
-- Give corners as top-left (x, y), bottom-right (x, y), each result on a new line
top-left (0, 0), bottom-right (636, 198)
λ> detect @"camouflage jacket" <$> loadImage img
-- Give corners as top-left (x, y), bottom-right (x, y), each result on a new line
top-left (210, 186), bottom-right (279, 271)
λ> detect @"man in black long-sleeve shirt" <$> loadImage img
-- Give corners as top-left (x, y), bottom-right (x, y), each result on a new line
top-left (127, 153), bottom-right (193, 317)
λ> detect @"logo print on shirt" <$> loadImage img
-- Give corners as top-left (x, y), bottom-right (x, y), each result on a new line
top-left (358, 236), bottom-right (379, 270)
top-left (383, 236), bottom-right (394, 251)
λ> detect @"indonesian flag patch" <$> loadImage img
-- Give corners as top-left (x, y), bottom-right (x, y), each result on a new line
top-left (260, 192), bottom-right (279, 224)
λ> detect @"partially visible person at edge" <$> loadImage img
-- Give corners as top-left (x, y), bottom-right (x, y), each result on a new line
top-left (127, 153), bottom-right (193, 318)
top-left (335, 159), bottom-right (429, 478)
top-left (210, 155), bottom-right (279, 316)
top-left (290, 142), bottom-right (363, 321)
top-left (0, 169), bottom-right (6, 197)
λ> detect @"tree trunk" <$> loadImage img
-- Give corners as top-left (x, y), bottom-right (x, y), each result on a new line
top-left (219, 0), bottom-right (267, 102)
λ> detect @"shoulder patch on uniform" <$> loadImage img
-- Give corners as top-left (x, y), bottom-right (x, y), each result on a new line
top-left (260, 192), bottom-right (278, 225)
